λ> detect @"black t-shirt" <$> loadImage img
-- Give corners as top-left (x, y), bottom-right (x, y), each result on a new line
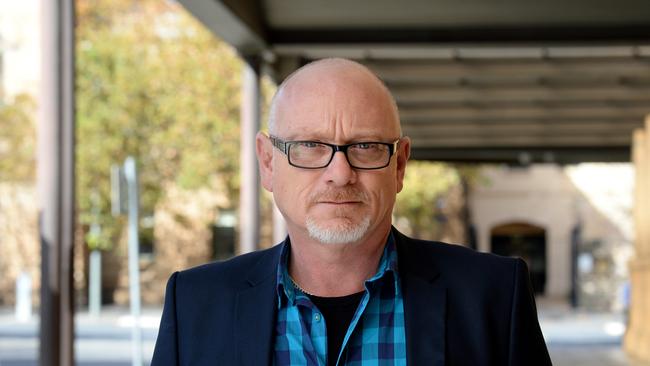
top-left (307, 291), bottom-right (365, 366)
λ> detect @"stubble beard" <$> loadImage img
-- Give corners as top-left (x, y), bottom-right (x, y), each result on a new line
top-left (306, 215), bottom-right (371, 245)
top-left (303, 187), bottom-right (373, 245)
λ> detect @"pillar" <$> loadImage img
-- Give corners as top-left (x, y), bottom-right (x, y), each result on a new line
top-left (273, 202), bottom-right (287, 245)
top-left (38, 0), bottom-right (75, 364)
top-left (546, 225), bottom-right (572, 298)
top-left (625, 116), bottom-right (650, 362)
top-left (238, 56), bottom-right (261, 254)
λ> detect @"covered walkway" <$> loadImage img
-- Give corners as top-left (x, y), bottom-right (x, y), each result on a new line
top-left (177, 0), bottom-right (650, 361)
top-left (37, 0), bottom-right (650, 364)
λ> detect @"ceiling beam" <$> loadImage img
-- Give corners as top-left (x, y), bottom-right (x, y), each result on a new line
top-left (409, 134), bottom-right (632, 147)
top-left (179, 0), bottom-right (268, 55)
top-left (269, 25), bottom-right (650, 44)
top-left (404, 130), bottom-right (635, 143)
top-left (402, 120), bottom-right (642, 134)
top-left (367, 59), bottom-right (650, 80)
top-left (386, 77), bottom-right (650, 89)
top-left (402, 116), bottom-right (644, 125)
top-left (399, 105), bottom-right (650, 120)
top-left (391, 85), bottom-right (650, 104)
top-left (409, 146), bottom-right (630, 163)
top-left (397, 100), bottom-right (650, 109)
top-left (274, 44), bottom-right (650, 59)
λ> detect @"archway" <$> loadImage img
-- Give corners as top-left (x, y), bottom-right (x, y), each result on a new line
top-left (490, 222), bottom-right (547, 295)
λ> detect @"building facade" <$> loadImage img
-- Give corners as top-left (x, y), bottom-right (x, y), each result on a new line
top-left (470, 164), bottom-right (634, 309)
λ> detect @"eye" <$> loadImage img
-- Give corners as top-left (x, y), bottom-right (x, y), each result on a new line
top-left (355, 143), bottom-right (378, 150)
top-left (297, 141), bottom-right (320, 148)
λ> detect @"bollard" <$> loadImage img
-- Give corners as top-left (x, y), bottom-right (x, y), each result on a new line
top-left (15, 271), bottom-right (32, 322)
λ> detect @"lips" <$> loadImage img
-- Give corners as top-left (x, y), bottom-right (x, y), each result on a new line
top-left (319, 201), bottom-right (361, 205)
top-left (309, 188), bottom-right (368, 205)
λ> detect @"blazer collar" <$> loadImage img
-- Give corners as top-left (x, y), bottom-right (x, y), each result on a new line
top-left (234, 230), bottom-right (448, 365)
top-left (235, 242), bottom-right (284, 365)
top-left (394, 228), bottom-right (447, 366)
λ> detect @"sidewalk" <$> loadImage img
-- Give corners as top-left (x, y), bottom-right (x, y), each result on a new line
top-left (0, 306), bottom-right (161, 365)
top-left (537, 299), bottom-right (649, 366)
top-left (1, 303), bottom-right (649, 365)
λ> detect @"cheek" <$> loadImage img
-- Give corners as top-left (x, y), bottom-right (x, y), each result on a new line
top-left (378, 186), bottom-right (397, 212)
top-left (273, 180), bottom-right (307, 228)
top-left (365, 175), bottom-right (398, 211)
top-left (272, 168), bottom-right (313, 211)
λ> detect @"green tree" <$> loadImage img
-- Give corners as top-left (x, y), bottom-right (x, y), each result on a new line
top-left (394, 161), bottom-right (460, 238)
top-left (0, 94), bottom-right (36, 183)
top-left (76, 0), bottom-right (243, 249)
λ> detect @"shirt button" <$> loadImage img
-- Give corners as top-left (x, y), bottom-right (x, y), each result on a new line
top-left (314, 313), bottom-right (321, 322)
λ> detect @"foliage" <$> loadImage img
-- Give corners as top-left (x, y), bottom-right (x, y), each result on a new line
top-left (76, 0), bottom-right (243, 250)
top-left (394, 161), bottom-right (470, 238)
top-left (0, 94), bottom-right (36, 183)
top-left (2, 0), bottom-right (477, 250)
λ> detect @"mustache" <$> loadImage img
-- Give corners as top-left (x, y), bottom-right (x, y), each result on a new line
top-left (309, 188), bottom-right (368, 203)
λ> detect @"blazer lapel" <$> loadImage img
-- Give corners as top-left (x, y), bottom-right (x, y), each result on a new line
top-left (235, 243), bottom-right (284, 366)
top-left (402, 271), bottom-right (446, 366)
top-left (232, 232), bottom-right (448, 365)
top-left (395, 229), bottom-right (447, 366)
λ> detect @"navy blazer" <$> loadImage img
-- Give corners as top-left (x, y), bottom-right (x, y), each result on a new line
top-left (151, 228), bottom-right (552, 365)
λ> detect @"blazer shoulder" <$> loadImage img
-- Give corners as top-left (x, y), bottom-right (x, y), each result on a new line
top-left (395, 230), bottom-right (519, 283)
top-left (174, 244), bottom-right (283, 292)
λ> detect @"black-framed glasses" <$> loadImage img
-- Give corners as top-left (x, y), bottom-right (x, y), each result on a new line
top-left (269, 135), bottom-right (400, 170)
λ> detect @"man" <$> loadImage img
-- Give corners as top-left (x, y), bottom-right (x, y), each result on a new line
top-left (151, 58), bottom-right (551, 365)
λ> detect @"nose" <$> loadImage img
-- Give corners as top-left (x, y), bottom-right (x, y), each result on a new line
top-left (324, 151), bottom-right (357, 186)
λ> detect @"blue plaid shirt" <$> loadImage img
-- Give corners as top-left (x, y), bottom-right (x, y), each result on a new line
top-left (273, 234), bottom-right (407, 365)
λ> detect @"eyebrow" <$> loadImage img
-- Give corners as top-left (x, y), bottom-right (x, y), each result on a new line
top-left (279, 134), bottom-right (392, 143)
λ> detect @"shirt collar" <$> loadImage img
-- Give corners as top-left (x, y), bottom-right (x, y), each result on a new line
top-left (275, 232), bottom-right (400, 308)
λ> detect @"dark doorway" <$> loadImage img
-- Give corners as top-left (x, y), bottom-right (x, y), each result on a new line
top-left (491, 222), bottom-right (547, 295)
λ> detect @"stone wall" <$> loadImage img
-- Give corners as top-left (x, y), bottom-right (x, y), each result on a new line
top-left (470, 164), bottom-right (634, 303)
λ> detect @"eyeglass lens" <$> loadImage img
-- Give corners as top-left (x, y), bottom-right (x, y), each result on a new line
top-left (289, 142), bottom-right (390, 168)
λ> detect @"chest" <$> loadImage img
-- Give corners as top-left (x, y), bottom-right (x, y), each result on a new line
top-left (273, 290), bottom-right (407, 366)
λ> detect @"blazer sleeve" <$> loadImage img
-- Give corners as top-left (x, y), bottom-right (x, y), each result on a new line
top-left (151, 272), bottom-right (180, 366)
top-left (508, 258), bottom-right (553, 365)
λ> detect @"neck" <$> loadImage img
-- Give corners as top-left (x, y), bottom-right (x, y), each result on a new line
top-left (287, 223), bottom-right (391, 297)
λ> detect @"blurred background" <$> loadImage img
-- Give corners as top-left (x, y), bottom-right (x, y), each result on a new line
top-left (1, 0), bottom-right (650, 365)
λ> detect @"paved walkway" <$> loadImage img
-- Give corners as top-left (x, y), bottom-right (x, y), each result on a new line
top-left (0, 307), bottom-right (159, 365)
top-left (1, 302), bottom-right (649, 365)
top-left (538, 299), bottom-right (649, 366)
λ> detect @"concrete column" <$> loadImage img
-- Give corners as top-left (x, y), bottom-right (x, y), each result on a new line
top-left (640, 118), bottom-right (650, 362)
top-left (636, 123), bottom-right (648, 258)
top-left (273, 202), bottom-right (287, 245)
top-left (546, 226), bottom-right (572, 298)
top-left (640, 123), bottom-right (648, 358)
top-left (641, 117), bottom-right (650, 360)
top-left (475, 223), bottom-right (490, 253)
top-left (38, 0), bottom-right (75, 365)
top-left (238, 56), bottom-right (261, 254)
top-left (625, 118), bottom-right (650, 362)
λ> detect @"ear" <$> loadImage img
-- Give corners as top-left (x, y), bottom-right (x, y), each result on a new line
top-left (256, 132), bottom-right (274, 192)
top-left (395, 136), bottom-right (411, 193)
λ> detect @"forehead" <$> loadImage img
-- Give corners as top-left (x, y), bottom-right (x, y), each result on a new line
top-left (273, 62), bottom-right (400, 140)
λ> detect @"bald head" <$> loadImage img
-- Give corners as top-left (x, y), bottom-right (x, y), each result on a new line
top-left (255, 57), bottom-right (411, 249)
top-left (268, 58), bottom-right (401, 136)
